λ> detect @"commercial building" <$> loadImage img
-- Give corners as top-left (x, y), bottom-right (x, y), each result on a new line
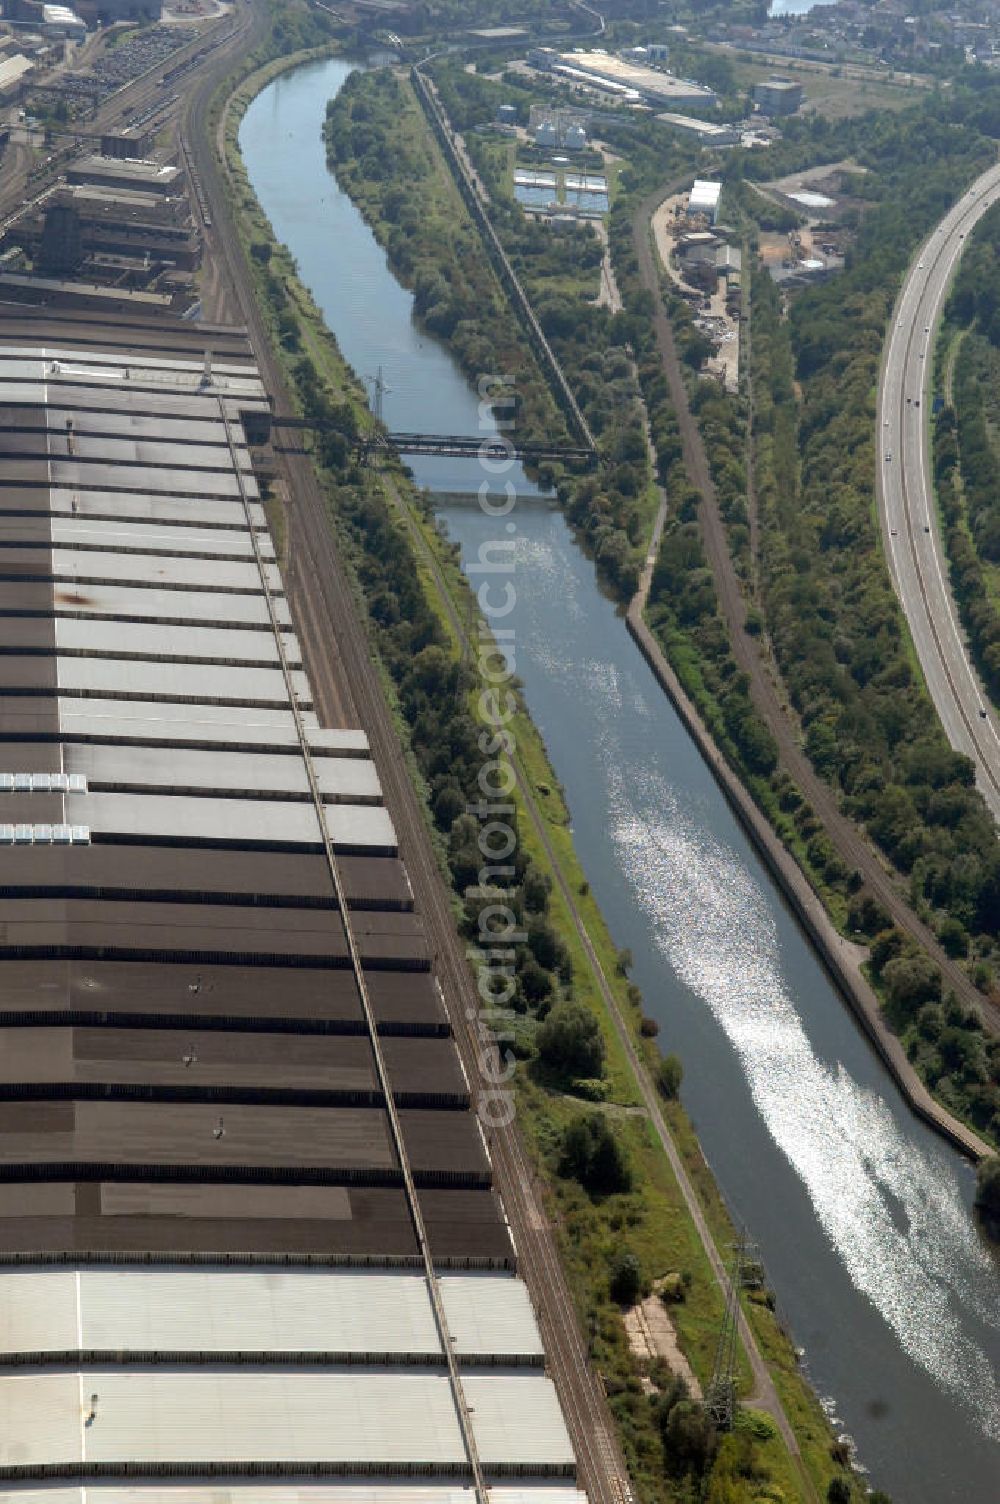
top-left (0, 53), bottom-right (33, 104)
top-left (9, 185), bottom-right (200, 274)
top-left (716, 243), bottom-right (742, 285)
top-left (687, 178), bottom-right (722, 224)
top-left (658, 112), bottom-right (738, 146)
top-left (0, 305), bottom-right (585, 1497)
top-left (67, 156), bottom-right (182, 195)
top-left (74, 0), bottom-right (160, 21)
top-left (532, 48), bottom-right (716, 110)
top-left (41, 2), bottom-right (86, 39)
top-left (753, 78), bottom-right (804, 116)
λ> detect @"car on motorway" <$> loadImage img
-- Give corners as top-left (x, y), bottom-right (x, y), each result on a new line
top-left (885, 451), bottom-right (892, 462)
top-left (980, 708), bottom-right (988, 719)
top-left (918, 260), bottom-right (925, 268)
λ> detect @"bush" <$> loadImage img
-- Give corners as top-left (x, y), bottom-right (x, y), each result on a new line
top-left (659, 1271), bottom-right (687, 1303)
top-left (882, 953), bottom-right (942, 1020)
top-left (657, 1053), bottom-right (684, 1099)
top-left (974, 1155), bottom-right (1000, 1239)
top-left (537, 1001), bottom-right (605, 1079)
top-left (662, 1398), bottom-right (718, 1474)
top-left (609, 1249), bottom-right (643, 1306)
top-left (559, 1112), bottom-right (632, 1195)
top-left (572, 1076), bottom-right (607, 1102)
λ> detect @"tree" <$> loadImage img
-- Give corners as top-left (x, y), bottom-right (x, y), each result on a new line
top-left (974, 1155), bottom-right (1000, 1238)
top-left (826, 1479), bottom-right (852, 1504)
top-left (657, 1054), bottom-right (683, 1099)
top-left (609, 1249), bottom-right (643, 1306)
top-left (662, 1399), bottom-right (718, 1473)
top-left (560, 1113), bottom-right (631, 1195)
top-left (537, 1002), bottom-right (605, 1079)
top-left (882, 953), bottom-right (942, 1019)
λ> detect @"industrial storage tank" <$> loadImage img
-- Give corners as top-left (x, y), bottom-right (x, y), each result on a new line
top-left (534, 120), bottom-right (559, 147)
top-left (564, 124), bottom-right (588, 151)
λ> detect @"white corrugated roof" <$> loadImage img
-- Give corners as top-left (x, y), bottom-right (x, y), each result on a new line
top-left (689, 179), bottom-right (722, 209)
top-left (466, 1373), bottom-right (575, 1467)
top-left (0, 55), bottom-right (33, 92)
top-left (0, 1269), bottom-right (544, 1360)
top-left (0, 1369), bottom-right (571, 1468)
top-left (439, 1273), bottom-right (544, 1357)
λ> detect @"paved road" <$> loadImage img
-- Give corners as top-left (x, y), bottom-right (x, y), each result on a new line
top-left (878, 160), bottom-right (1000, 821)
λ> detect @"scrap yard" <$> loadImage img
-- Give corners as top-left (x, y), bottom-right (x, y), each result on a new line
top-left (0, 4), bottom-right (629, 1504)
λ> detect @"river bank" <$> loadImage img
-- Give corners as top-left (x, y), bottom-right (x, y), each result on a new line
top-left (231, 44), bottom-right (1000, 1504)
top-left (217, 42), bottom-right (838, 1504)
top-left (330, 53), bottom-right (992, 1166)
top-left (627, 500), bottom-right (990, 1162)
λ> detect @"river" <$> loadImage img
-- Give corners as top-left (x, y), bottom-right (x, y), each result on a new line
top-left (239, 55), bottom-right (1000, 1503)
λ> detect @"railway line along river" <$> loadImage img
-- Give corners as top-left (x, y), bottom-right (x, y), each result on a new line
top-left (240, 54), bottom-right (1000, 1504)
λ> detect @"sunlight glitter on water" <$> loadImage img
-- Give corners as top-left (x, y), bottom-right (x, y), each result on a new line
top-left (600, 727), bottom-right (1000, 1438)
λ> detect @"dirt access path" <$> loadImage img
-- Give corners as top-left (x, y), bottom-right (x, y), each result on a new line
top-left (632, 182), bottom-right (1000, 1039)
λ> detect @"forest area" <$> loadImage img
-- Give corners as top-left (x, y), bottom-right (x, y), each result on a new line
top-left (744, 89), bottom-right (1000, 1146)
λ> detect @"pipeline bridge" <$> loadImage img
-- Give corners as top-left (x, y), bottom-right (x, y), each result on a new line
top-left (267, 414), bottom-right (596, 468)
top-left (359, 430), bottom-right (596, 465)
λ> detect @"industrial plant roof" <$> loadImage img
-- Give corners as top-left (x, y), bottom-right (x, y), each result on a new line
top-left (0, 1369), bottom-right (574, 1474)
top-left (0, 304), bottom-right (588, 1499)
top-left (0, 1267), bottom-right (544, 1359)
top-left (0, 54), bottom-right (34, 93)
top-left (0, 1491), bottom-right (588, 1504)
top-left (555, 49), bottom-right (716, 103)
top-left (0, 307), bottom-right (512, 1271)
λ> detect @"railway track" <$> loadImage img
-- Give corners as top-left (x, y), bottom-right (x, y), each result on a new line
top-left (215, 392), bottom-right (490, 1504)
top-left (183, 15), bottom-right (633, 1503)
top-left (634, 182), bottom-right (1000, 1036)
top-left (0, 13), bottom-right (237, 225)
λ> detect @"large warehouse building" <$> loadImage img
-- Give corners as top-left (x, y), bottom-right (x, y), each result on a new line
top-left (0, 305), bottom-right (589, 1499)
top-left (543, 49), bottom-right (716, 110)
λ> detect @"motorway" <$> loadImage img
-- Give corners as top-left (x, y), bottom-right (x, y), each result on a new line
top-left (878, 158), bottom-right (1000, 822)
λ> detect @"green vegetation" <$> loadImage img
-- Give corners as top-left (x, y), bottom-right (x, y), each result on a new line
top-left (974, 1154), bottom-right (1000, 1239)
top-left (609, 1249), bottom-right (645, 1305)
top-left (741, 96), bottom-right (1000, 1144)
top-left (938, 205), bottom-right (1000, 713)
top-left (538, 999), bottom-right (606, 1079)
top-left (560, 1111), bottom-right (633, 1195)
top-left (217, 24), bottom-right (868, 1502)
top-left (324, 71), bottom-right (561, 448)
top-left (658, 1054), bottom-right (684, 1100)
top-left (327, 65), bottom-right (657, 596)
